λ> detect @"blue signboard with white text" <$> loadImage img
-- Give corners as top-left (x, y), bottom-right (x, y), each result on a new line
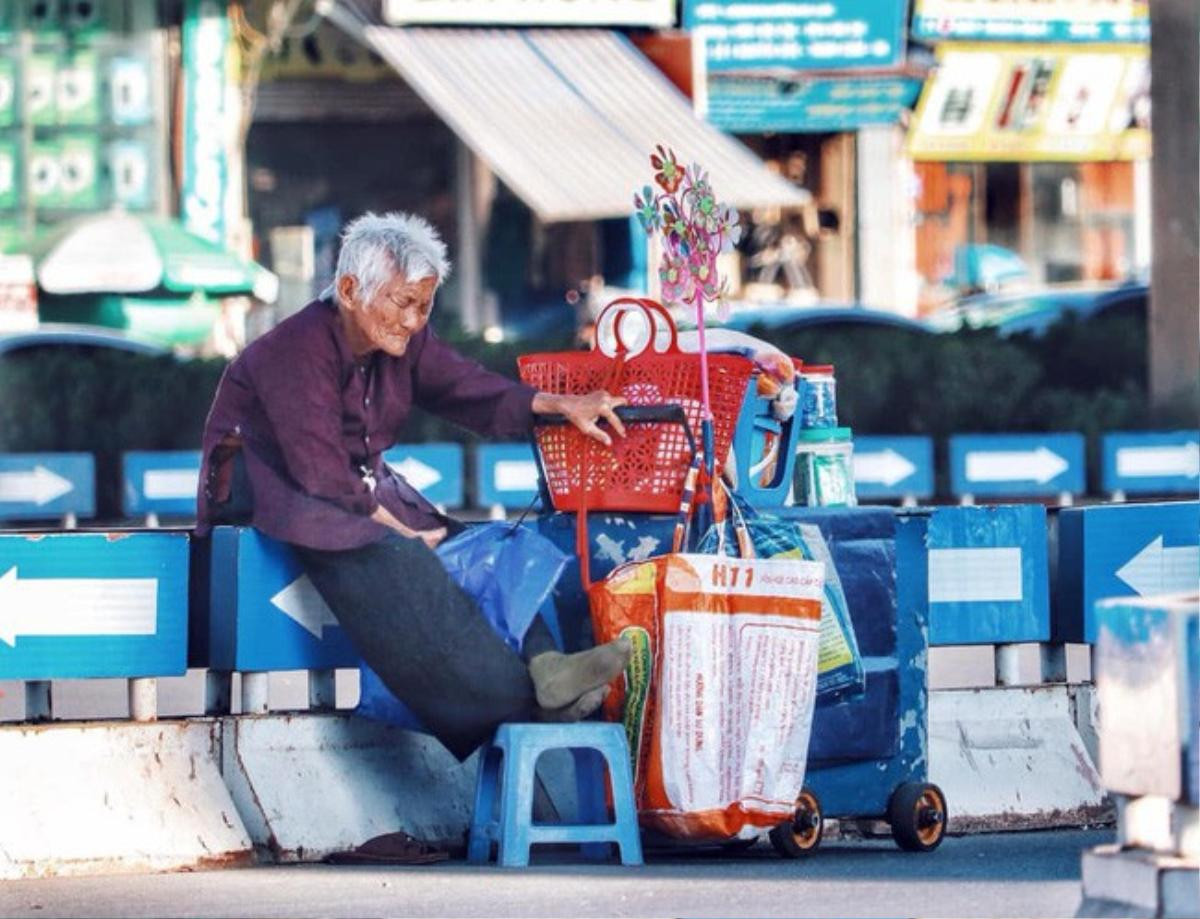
top-left (911, 0), bottom-right (1149, 44)
top-left (685, 0), bottom-right (906, 72)
top-left (382, 443), bottom-right (465, 509)
top-left (1057, 501), bottom-right (1199, 644)
top-left (927, 504), bottom-right (1049, 645)
top-left (0, 531), bottom-right (189, 679)
top-left (852, 436), bottom-right (934, 501)
top-left (1102, 431), bottom-right (1199, 497)
top-left (707, 75), bottom-right (923, 133)
top-left (0, 452), bottom-right (95, 521)
top-left (206, 526), bottom-right (360, 672)
top-left (950, 433), bottom-right (1085, 498)
top-left (477, 443), bottom-right (542, 510)
top-left (123, 451), bottom-right (202, 517)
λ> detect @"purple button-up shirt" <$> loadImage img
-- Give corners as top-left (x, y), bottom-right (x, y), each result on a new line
top-left (196, 297), bottom-right (538, 550)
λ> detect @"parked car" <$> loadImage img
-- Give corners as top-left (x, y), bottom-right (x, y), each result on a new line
top-left (923, 281), bottom-right (1148, 337)
top-left (715, 303), bottom-right (933, 336)
top-left (0, 323), bottom-right (168, 358)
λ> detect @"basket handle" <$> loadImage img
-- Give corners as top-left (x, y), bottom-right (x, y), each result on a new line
top-left (595, 297), bottom-right (679, 356)
top-left (531, 404), bottom-right (698, 590)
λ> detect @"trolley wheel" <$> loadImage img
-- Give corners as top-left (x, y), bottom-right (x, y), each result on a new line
top-left (769, 787), bottom-right (823, 858)
top-left (887, 782), bottom-right (947, 852)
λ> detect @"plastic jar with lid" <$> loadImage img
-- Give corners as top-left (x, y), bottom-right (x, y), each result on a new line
top-left (799, 364), bottom-right (837, 429)
top-left (794, 426), bottom-right (857, 507)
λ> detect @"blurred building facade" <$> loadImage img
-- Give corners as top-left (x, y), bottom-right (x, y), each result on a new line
top-left (907, 1), bottom-right (1151, 310)
top-left (0, 0), bottom-right (1156, 342)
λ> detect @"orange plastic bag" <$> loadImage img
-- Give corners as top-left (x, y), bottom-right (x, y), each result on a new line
top-left (590, 544), bottom-right (825, 840)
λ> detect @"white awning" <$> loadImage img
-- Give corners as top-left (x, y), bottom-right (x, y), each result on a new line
top-left (324, 17), bottom-right (809, 222)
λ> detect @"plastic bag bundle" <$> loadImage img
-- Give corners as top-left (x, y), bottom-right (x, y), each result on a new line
top-left (696, 493), bottom-right (866, 703)
top-left (356, 523), bottom-right (569, 728)
top-left (590, 550), bottom-right (825, 840)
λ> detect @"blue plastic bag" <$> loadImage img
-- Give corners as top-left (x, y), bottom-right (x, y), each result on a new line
top-left (356, 523), bottom-right (570, 728)
top-left (697, 492), bottom-right (867, 703)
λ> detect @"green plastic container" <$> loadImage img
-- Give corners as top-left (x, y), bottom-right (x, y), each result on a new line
top-left (794, 426), bottom-right (857, 507)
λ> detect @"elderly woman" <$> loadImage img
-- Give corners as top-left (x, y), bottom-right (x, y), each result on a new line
top-left (197, 211), bottom-right (631, 760)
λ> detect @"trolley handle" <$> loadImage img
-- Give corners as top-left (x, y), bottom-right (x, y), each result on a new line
top-left (534, 404), bottom-right (696, 457)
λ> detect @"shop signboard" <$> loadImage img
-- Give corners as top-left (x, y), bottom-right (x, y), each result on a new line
top-left (57, 135), bottom-right (100, 210)
top-left (0, 59), bottom-right (15, 127)
top-left (26, 53), bottom-right (57, 126)
top-left (181, 0), bottom-right (230, 246)
top-left (0, 255), bottom-right (37, 332)
top-left (383, 0), bottom-right (674, 27)
top-left (909, 43), bottom-right (1150, 161)
top-left (0, 140), bottom-right (16, 210)
top-left (56, 50), bottom-right (100, 127)
top-left (912, 0), bottom-right (1148, 44)
top-left (685, 0), bottom-right (906, 72)
top-left (706, 73), bottom-right (922, 132)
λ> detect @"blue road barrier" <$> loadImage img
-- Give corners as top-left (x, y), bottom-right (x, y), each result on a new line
top-left (0, 531), bottom-right (188, 679)
top-left (926, 504), bottom-right (1050, 646)
top-left (204, 526), bottom-right (360, 672)
top-left (949, 433), bottom-right (1086, 499)
top-left (0, 452), bottom-right (95, 522)
top-left (852, 435), bottom-right (934, 502)
top-left (381, 443), bottom-right (465, 509)
top-left (476, 443), bottom-right (541, 510)
top-left (1095, 593), bottom-right (1199, 805)
top-left (122, 450), bottom-right (202, 517)
top-left (1057, 501), bottom-right (1200, 644)
top-left (1101, 431), bottom-right (1200, 496)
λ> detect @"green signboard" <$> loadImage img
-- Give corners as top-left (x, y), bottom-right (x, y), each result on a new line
top-left (707, 75), bottom-right (923, 133)
top-left (181, 0), bottom-right (230, 245)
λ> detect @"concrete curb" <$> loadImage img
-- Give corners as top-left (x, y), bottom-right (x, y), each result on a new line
top-left (218, 713), bottom-right (479, 862)
top-left (0, 719), bottom-right (253, 880)
top-left (929, 685), bottom-right (1113, 833)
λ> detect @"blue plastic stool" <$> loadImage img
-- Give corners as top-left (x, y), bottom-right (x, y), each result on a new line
top-left (467, 722), bottom-right (644, 867)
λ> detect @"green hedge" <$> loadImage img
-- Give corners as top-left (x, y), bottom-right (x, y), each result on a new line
top-left (1, 310), bottom-right (1191, 518)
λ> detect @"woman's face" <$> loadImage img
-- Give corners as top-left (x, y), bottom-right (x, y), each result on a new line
top-left (340, 272), bottom-right (437, 357)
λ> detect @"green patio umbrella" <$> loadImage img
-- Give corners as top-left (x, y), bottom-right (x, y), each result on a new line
top-left (32, 210), bottom-right (278, 302)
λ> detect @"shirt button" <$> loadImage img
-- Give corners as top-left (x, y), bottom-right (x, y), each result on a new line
top-left (365, 397), bottom-right (370, 406)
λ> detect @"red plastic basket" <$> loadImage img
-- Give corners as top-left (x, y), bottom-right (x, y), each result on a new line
top-left (518, 299), bottom-right (754, 514)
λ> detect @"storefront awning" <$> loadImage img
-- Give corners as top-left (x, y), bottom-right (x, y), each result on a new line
top-left (326, 19), bottom-right (809, 222)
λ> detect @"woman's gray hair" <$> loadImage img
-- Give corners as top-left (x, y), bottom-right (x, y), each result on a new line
top-left (329, 211), bottom-right (451, 305)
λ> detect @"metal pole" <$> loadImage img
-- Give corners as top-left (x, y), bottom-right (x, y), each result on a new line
top-left (455, 138), bottom-right (483, 334)
top-left (1148, 0), bottom-right (1200, 410)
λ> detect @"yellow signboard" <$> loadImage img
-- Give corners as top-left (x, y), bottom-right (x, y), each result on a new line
top-left (908, 43), bottom-right (1150, 161)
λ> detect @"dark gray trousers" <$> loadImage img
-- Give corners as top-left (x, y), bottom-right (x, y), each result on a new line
top-left (293, 532), bottom-right (557, 760)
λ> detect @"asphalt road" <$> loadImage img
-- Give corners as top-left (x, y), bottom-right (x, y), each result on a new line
top-left (0, 828), bottom-right (1111, 919)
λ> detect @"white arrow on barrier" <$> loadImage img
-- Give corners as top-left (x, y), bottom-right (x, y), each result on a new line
top-left (965, 447), bottom-right (1068, 484)
top-left (388, 456), bottom-right (442, 492)
top-left (143, 468), bottom-right (200, 500)
top-left (494, 459), bottom-right (538, 492)
top-left (1115, 536), bottom-right (1200, 597)
top-left (0, 567), bottom-right (157, 647)
top-left (854, 448), bottom-right (917, 487)
top-left (270, 574), bottom-right (337, 639)
top-left (0, 466), bottom-right (74, 505)
top-left (1115, 441), bottom-right (1200, 479)
top-left (928, 547), bottom-right (1024, 603)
